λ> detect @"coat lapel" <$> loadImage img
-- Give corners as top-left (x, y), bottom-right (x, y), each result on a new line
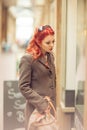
top-left (38, 56), bottom-right (49, 69)
top-left (38, 53), bottom-right (51, 69)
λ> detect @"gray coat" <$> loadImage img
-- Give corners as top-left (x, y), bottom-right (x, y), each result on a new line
top-left (18, 52), bottom-right (56, 129)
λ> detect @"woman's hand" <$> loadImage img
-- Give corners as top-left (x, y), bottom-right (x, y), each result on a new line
top-left (44, 96), bottom-right (51, 114)
top-left (44, 104), bottom-right (51, 114)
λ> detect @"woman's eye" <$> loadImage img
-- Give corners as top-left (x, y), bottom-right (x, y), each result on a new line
top-left (52, 40), bottom-right (55, 43)
top-left (45, 40), bottom-right (55, 45)
top-left (46, 42), bottom-right (50, 44)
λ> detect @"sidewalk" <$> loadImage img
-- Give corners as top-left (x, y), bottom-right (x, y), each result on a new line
top-left (0, 53), bottom-right (16, 130)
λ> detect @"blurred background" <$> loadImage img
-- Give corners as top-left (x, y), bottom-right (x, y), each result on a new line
top-left (0, 0), bottom-right (87, 130)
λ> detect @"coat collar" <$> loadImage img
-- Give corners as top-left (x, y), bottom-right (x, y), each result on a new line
top-left (38, 53), bottom-right (51, 69)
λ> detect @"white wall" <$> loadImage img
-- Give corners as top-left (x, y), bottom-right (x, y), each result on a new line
top-left (66, 0), bottom-right (77, 90)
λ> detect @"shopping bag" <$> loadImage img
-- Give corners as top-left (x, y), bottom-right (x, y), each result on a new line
top-left (28, 97), bottom-right (59, 130)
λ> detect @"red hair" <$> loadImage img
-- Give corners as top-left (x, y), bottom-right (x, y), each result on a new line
top-left (26, 25), bottom-right (55, 59)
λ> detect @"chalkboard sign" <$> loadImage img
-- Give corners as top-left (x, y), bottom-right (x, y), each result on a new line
top-left (3, 81), bottom-right (26, 130)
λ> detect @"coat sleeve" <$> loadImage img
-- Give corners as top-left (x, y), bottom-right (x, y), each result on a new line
top-left (18, 54), bottom-right (48, 114)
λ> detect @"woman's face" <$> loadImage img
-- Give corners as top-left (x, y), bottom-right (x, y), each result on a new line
top-left (40, 35), bottom-right (55, 54)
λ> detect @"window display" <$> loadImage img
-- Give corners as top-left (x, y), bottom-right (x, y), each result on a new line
top-left (75, 1), bottom-right (87, 129)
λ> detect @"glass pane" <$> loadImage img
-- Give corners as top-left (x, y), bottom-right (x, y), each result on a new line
top-left (76, 0), bottom-right (87, 118)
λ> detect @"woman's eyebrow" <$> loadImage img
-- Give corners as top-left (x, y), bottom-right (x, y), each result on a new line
top-left (45, 41), bottom-right (50, 43)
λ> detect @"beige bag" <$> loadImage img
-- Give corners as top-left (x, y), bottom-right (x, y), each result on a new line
top-left (28, 97), bottom-right (59, 130)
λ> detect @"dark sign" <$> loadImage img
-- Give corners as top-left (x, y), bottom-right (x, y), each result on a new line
top-left (3, 81), bottom-right (26, 130)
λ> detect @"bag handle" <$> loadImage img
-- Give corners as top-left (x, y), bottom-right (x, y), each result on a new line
top-left (44, 96), bottom-right (57, 119)
top-left (28, 97), bottom-right (59, 130)
top-left (32, 96), bottom-right (57, 127)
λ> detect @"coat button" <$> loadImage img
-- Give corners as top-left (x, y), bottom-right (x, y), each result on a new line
top-left (50, 86), bottom-right (54, 89)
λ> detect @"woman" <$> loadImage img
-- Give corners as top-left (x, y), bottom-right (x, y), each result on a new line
top-left (18, 25), bottom-right (56, 130)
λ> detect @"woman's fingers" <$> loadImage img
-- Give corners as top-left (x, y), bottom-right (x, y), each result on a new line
top-left (45, 105), bottom-right (51, 113)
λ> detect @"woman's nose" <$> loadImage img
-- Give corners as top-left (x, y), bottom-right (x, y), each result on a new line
top-left (50, 42), bottom-right (54, 47)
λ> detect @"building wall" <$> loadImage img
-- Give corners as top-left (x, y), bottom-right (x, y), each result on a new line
top-left (7, 11), bottom-right (16, 43)
top-left (0, 0), bottom-right (2, 51)
top-left (56, 0), bottom-right (77, 130)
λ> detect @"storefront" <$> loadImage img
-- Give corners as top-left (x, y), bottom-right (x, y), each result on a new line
top-left (58, 0), bottom-right (87, 130)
